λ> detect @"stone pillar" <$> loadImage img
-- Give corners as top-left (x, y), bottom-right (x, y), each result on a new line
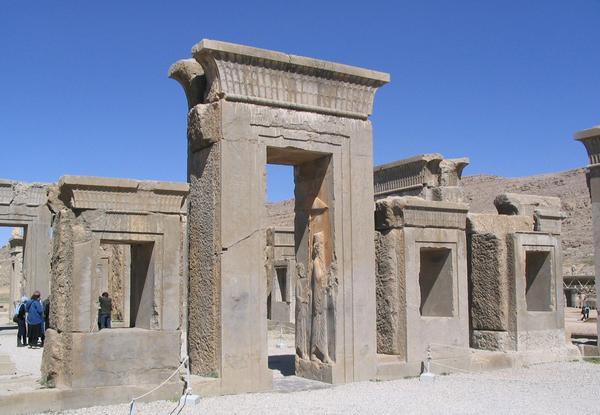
top-left (171, 39), bottom-right (389, 393)
top-left (8, 230), bottom-right (24, 318)
top-left (575, 125), bottom-right (600, 345)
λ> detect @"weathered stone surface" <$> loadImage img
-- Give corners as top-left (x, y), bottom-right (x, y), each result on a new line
top-left (375, 196), bottom-right (470, 369)
top-left (375, 229), bottom-right (406, 357)
top-left (375, 196), bottom-right (468, 230)
top-left (168, 58), bottom-right (205, 109)
top-left (43, 175), bottom-right (188, 391)
top-left (467, 213), bottom-right (533, 234)
top-left (373, 154), bottom-right (469, 202)
top-left (191, 39), bottom-right (389, 119)
top-left (575, 125), bottom-right (600, 347)
top-left (494, 193), bottom-right (561, 218)
top-left (59, 176), bottom-right (188, 214)
top-left (0, 180), bottom-right (52, 297)
top-left (173, 39), bottom-right (389, 392)
top-left (468, 211), bottom-right (567, 352)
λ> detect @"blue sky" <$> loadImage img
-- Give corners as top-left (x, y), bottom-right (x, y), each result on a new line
top-left (1, 1), bottom-right (599, 243)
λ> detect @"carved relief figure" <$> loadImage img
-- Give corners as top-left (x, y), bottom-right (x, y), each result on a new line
top-left (310, 232), bottom-right (332, 364)
top-left (295, 263), bottom-right (310, 359)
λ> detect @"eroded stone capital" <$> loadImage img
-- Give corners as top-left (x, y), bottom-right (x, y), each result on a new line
top-left (575, 125), bottom-right (600, 166)
top-left (168, 59), bottom-right (206, 109)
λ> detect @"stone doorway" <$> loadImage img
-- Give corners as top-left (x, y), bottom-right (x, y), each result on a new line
top-left (172, 39), bottom-right (389, 394)
top-left (266, 150), bottom-right (334, 380)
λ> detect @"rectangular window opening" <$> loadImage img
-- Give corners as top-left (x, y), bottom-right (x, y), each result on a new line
top-left (98, 241), bottom-right (154, 329)
top-left (525, 250), bottom-right (553, 311)
top-left (419, 247), bottom-right (454, 317)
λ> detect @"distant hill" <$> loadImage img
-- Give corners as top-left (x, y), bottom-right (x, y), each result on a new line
top-left (267, 168), bottom-right (593, 276)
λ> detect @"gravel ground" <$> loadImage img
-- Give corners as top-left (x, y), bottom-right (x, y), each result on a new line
top-left (34, 361), bottom-right (600, 415)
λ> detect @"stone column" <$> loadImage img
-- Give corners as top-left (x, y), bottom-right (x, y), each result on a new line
top-left (575, 125), bottom-right (600, 346)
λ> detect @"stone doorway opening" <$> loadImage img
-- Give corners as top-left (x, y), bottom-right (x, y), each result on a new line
top-left (266, 147), bottom-right (334, 381)
top-left (0, 226), bottom-right (25, 321)
top-left (97, 241), bottom-right (155, 329)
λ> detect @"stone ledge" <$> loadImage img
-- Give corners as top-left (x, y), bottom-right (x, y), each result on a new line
top-left (375, 196), bottom-right (469, 230)
top-left (58, 175), bottom-right (189, 214)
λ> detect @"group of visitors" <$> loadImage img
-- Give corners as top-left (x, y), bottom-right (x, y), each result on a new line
top-left (13, 291), bottom-right (112, 348)
top-left (12, 291), bottom-right (50, 349)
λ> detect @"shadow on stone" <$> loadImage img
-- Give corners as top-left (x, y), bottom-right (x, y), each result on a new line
top-left (268, 354), bottom-right (295, 376)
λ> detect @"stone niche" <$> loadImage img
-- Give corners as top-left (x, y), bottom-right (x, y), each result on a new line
top-left (170, 39), bottom-right (389, 392)
top-left (0, 180), bottom-right (52, 300)
top-left (468, 193), bottom-right (568, 352)
top-left (373, 153), bottom-right (469, 203)
top-left (41, 176), bottom-right (188, 395)
top-left (374, 196), bottom-right (469, 377)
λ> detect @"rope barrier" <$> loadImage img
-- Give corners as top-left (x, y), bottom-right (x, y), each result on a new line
top-left (129, 356), bottom-right (189, 415)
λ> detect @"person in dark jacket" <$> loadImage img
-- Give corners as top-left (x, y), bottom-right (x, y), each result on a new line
top-left (15, 296), bottom-right (28, 347)
top-left (98, 292), bottom-right (112, 330)
top-left (26, 291), bottom-right (44, 348)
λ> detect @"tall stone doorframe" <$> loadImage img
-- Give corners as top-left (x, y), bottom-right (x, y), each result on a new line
top-left (42, 176), bottom-right (188, 397)
top-left (0, 180), bottom-right (52, 300)
top-left (170, 39), bottom-right (389, 393)
top-left (7, 229), bottom-right (24, 318)
top-left (575, 125), bottom-right (600, 346)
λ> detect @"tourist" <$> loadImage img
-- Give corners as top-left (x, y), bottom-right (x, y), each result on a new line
top-left (98, 292), bottom-right (112, 330)
top-left (13, 296), bottom-right (28, 347)
top-left (26, 291), bottom-right (44, 348)
top-left (583, 304), bottom-right (590, 321)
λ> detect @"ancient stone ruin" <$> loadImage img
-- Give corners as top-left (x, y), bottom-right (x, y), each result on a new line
top-left (575, 125), bottom-right (600, 342)
top-left (0, 40), bottom-right (589, 413)
top-left (0, 180), bottom-right (52, 301)
top-left (41, 176), bottom-right (188, 399)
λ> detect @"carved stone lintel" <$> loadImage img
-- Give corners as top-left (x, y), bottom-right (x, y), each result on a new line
top-left (188, 39), bottom-right (389, 120)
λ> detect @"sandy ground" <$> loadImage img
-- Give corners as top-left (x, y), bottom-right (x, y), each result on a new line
top-left (1, 323), bottom-right (598, 414)
top-left (31, 361), bottom-right (600, 415)
top-left (0, 329), bottom-right (43, 395)
top-left (564, 306), bottom-right (598, 338)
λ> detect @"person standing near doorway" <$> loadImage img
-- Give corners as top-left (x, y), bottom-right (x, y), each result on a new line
top-left (26, 291), bottom-right (44, 348)
top-left (98, 292), bottom-right (112, 329)
top-left (14, 296), bottom-right (28, 347)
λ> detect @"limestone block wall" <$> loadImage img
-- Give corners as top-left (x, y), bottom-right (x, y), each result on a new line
top-left (375, 197), bottom-right (469, 363)
top-left (468, 194), bottom-right (567, 352)
top-left (42, 176), bottom-right (189, 390)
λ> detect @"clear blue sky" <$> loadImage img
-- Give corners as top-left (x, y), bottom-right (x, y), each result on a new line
top-left (1, 1), bottom-right (599, 243)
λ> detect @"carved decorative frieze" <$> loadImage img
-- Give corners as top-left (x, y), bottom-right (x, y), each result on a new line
top-left (373, 154), bottom-right (443, 197)
top-left (0, 180), bottom-right (48, 207)
top-left (575, 125), bottom-right (600, 166)
top-left (59, 176), bottom-right (189, 214)
top-left (190, 39), bottom-right (389, 120)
